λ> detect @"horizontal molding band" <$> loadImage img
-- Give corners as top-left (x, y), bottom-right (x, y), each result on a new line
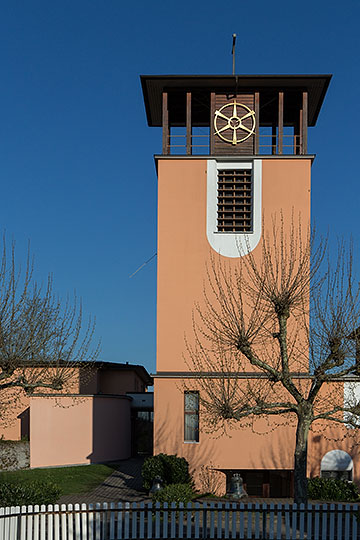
top-left (154, 154), bottom-right (316, 161)
top-left (153, 371), bottom-right (360, 382)
top-left (31, 393), bottom-right (132, 399)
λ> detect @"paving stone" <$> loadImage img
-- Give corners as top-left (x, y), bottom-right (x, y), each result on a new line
top-left (58, 456), bottom-right (150, 505)
top-left (57, 457), bottom-right (296, 506)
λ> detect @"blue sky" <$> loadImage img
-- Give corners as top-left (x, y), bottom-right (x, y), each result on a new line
top-left (0, 0), bottom-right (359, 375)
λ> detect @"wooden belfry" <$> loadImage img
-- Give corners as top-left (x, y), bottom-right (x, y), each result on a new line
top-left (141, 75), bottom-right (331, 156)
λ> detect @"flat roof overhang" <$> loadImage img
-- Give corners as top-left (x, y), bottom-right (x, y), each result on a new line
top-left (141, 74), bottom-right (332, 128)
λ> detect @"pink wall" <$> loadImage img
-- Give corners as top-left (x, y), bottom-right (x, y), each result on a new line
top-left (154, 378), bottom-right (360, 493)
top-left (0, 391), bottom-right (30, 440)
top-left (88, 396), bottom-right (132, 463)
top-left (99, 370), bottom-right (144, 394)
top-left (30, 395), bottom-right (131, 468)
top-left (0, 365), bottom-right (144, 444)
top-left (0, 368), bottom-right (82, 441)
top-left (154, 156), bottom-right (315, 493)
top-left (156, 158), bottom-right (311, 373)
top-left (30, 396), bottom-right (92, 468)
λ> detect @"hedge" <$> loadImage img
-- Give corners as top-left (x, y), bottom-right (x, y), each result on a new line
top-left (142, 454), bottom-right (192, 490)
top-left (0, 481), bottom-right (61, 506)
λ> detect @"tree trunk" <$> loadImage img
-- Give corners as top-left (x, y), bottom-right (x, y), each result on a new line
top-left (293, 411), bottom-right (312, 504)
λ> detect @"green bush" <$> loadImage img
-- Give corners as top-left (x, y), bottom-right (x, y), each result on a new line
top-left (142, 454), bottom-right (192, 490)
top-left (0, 481), bottom-right (61, 506)
top-left (152, 483), bottom-right (194, 505)
top-left (308, 477), bottom-right (359, 502)
top-left (142, 456), bottom-right (165, 491)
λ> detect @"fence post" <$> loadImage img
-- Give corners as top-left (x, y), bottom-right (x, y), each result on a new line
top-left (186, 502), bottom-right (192, 539)
top-left (132, 502), bottom-right (137, 539)
top-left (4, 507), bottom-right (10, 540)
top-left (291, 502), bottom-right (298, 539)
top-left (284, 503), bottom-right (290, 538)
top-left (109, 502), bottom-right (115, 540)
top-left (74, 504), bottom-right (81, 540)
top-left (19, 505), bottom-right (27, 540)
top-left (146, 502), bottom-right (152, 539)
top-left (67, 503), bottom-right (74, 540)
top-left (53, 504), bottom-right (60, 540)
top-left (155, 502), bottom-right (161, 539)
top-left (162, 502), bottom-right (168, 539)
top-left (352, 503), bottom-right (358, 540)
top-left (124, 502), bottom-right (130, 540)
top-left (170, 502), bottom-right (176, 539)
top-left (246, 503), bottom-right (253, 539)
top-left (40, 505), bottom-right (47, 540)
top-left (60, 504), bottom-right (67, 540)
top-left (299, 503), bottom-right (305, 539)
top-left (33, 504), bottom-right (40, 539)
top-left (47, 505), bottom-right (53, 540)
top-left (178, 503), bottom-right (184, 539)
top-left (103, 503), bottom-right (108, 540)
top-left (194, 502), bottom-right (200, 539)
top-left (262, 503), bottom-right (267, 539)
top-left (139, 502), bottom-right (145, 539)
top-left (321, 503), bottom-right (328, 540)
top-left (9, 506), bottom-right (19, 540)
top-left (88, 504), bottom-right (94, 540)
top-left (345, 503), bottom-right (351, 539)
top-left (116, 502), bottom-right (123, 540)
top-left (254, 502), bottom-right (260, 539)
top-left (81, 503), bottom-right (87, 540)
top-left (202, 502), bottom-right (207, 539)
top-left (95, 503), bottom-right (101, 540)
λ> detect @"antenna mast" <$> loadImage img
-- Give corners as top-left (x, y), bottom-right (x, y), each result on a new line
top-left (232, 34), bottom-right (236, 75)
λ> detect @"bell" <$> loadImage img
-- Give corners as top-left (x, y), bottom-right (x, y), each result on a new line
top-left (228, 473), bottom-right (247, 499)
top-left (150, 475), bottom-right (163, 494)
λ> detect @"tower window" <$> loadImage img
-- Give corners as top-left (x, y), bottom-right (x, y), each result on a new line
top-left (217, 169), bottom-right (253, 233)
top-left (184, 391), bottom-right (199, 442)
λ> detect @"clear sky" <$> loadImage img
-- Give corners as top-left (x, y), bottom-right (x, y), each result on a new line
top-left (0, 0), bottom-right (359, 375)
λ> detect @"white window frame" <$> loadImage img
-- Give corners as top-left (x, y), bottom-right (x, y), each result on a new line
top-left (184, 391), bottom-right (199, 443)
top-left (206, 159), bottom-right (262, 258)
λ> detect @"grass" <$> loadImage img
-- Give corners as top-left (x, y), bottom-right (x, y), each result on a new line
top-left (0, 463), bottom-right (118, 497)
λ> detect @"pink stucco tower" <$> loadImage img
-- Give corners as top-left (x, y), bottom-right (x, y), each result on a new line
top-left (141, 75), bottom-right (333, 496)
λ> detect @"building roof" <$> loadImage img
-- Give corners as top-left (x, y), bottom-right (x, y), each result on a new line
top-left (95, 361), bottom-right (153, 386)
top-left (141, 74), bottom-right (332, 128)
top-left (16, 359), bottom-right (153, 386)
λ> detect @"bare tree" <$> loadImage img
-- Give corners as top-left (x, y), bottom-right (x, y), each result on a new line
top-left (0, 239), bottom-right (99, 410)
top-left (186, 216), bottom-right (360, 504)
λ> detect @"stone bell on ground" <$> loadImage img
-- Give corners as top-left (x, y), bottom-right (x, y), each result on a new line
top-left (228, 473), bottom-right (247, 499)
top-left (149, 476), bottom-right (163, 494)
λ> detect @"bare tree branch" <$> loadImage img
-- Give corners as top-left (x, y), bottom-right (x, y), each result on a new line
top-left (0, 237), bottom-right (100, 410)
top-left (185, 214), bottom-right (360, 503)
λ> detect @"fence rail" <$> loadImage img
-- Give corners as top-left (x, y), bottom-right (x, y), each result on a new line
top-left (0, 501), bottom-right (359, 539)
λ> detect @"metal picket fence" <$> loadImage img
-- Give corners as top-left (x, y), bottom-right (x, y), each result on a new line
top-left (0, 500), bottom-right (359, 539)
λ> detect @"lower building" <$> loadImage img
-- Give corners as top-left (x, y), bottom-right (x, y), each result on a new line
top-left (154, 377), bottom-right (359, 497)
top-left (0, 361), bottom-right (153, 469)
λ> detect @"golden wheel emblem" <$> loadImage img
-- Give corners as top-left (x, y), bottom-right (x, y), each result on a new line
top-left (214, 101), bottom-right (256, 145)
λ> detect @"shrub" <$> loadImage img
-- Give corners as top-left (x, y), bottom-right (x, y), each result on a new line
top-left (142, 454), bottom-right (192, 490)
top-left (152, 483), bottom-right (194, 505)
top-left (142, 456), bottom-right (166, 491)
top-left (308, 477), bottom-right (359, 502)
top-left (0, 481), bottom-right (61, 506)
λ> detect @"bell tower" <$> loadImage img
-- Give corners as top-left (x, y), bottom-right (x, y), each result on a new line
top-left (142, 74), bottom-right (330, 157)
top-left (141, 74), bottom-right (331, 496)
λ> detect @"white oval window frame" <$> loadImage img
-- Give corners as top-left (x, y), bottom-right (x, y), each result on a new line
top-left (206, 159), bottom-right (262, 259)
top-left (320, 450), bottom-right (353, 472)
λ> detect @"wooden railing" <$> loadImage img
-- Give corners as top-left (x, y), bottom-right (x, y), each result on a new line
top-left (165, 133), bottom-right (302, 156)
